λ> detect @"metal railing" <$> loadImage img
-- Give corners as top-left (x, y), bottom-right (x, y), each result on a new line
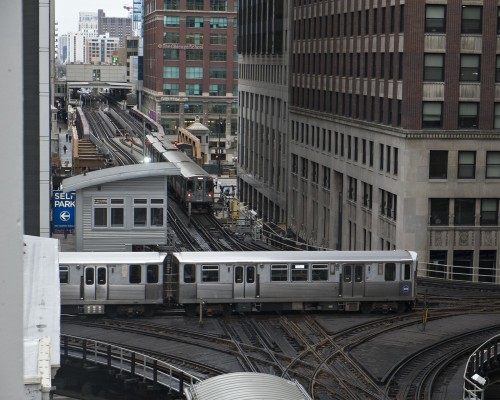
top-left (463, 334), bottom-right (500, 400)
top-left (61, 334), bottom-right (201, 394)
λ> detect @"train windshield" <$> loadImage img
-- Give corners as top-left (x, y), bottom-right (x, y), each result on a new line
top-left (187, 180), bottom-right (194, 192)
top-left (206, 180), bottom-right (214, 192)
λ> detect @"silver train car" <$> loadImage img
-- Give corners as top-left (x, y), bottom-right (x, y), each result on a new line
top-left (170, 250), bottom-right (418, 315)
top-left (59, 252), bottom-right (166, 317)
top-left (144, 134), bottom-right (214, 212)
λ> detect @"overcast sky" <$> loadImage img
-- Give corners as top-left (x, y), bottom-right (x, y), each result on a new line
top-left (56, 0), bottom-right (130, 35)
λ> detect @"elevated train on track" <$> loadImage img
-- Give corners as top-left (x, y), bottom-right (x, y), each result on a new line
top-left (59, 250), bottom-right (418, 317)
top-left (145, 133), bottom-right (214, 213)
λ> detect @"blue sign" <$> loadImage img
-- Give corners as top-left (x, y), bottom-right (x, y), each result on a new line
top-left (402, 284), bottom-right (410, 294)
top-left (52, 190), bottom-right (76, 229)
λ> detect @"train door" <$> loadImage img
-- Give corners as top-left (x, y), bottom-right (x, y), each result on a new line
top-left (340, 264), bottom-right (364, 298)
top-left (83, 266), bottom-right (108, 300)
top-left (234, 265), bottom-right (256, 298)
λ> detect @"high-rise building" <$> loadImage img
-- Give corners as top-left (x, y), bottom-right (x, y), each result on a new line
top-left (79, 11), bottom-right (99, 38)
top-left (238, 1), bottom-right (500, 280)
top-left (86, 33), bottom-right (120, 64)
top-left (142, 0), bottom-right (238, 163)
top-left (98, 9), bottom-right (132, 47)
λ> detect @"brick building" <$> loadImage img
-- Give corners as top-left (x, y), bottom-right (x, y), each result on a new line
top-left (142, 0), bottom-right (238, 162)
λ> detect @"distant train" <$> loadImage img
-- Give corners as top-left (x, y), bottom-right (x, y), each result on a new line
top-left (145, 133), bottom-right (215, 213)
top-left (59, 250), bottom-right (418, 316)
top-left (129, 108), bottom-right (163, 134)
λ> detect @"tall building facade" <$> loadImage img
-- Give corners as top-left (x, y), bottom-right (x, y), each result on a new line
top-left (238, 1), bottom-right (500, 281)
top-left (98, 9), bottom-right (132, 47)
top-left (142, 0), bottom-right (238, 162)
top-left (86, 33), bottom-right (120, 64)
top-left (237, 0), bottom-right (290, 224)
top-left (79, 11), bottom-right (99, 38)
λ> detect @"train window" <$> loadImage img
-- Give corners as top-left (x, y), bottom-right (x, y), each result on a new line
top-left (206, 180), bottom-right (214, 192)
top-left (402, 263), bottom-right (412, 280)
top-left (147, 265), bottom-right (159, 283)
top-left (97, 267), bottom-right (106, 285)
top-left (312, 264), bottom-right (328, 281)
top-left (134, 199), bottom-right (147, 204)
top-left (291, 264), bottom-right (309, 281)
top-left (354, 265), bottom-right (364, 282)
top-left (235, 266), bottom-right (243, 283)
top-left (202, 265), bottom-right (219, 282)
top-left (385, 263), bottom-right (396, 281)
top-left (184, 264), bottom-right (195, 283)
top-left (247, 267), bottom-right (255, 283)
top-left (271, 264), bottom-right (288, 281)
top-left (59, 266), bottom-right (69, 284)
top-left (85, 268), bottom-right (94, 285)
top-left (343, 265), bottom-right (352, 282)
top-left (197, 181), bottom-right (203, 190)
top-left (187, 181), bottom-right (194, 191)
top-left (129, 265), bottom-right (142, 283)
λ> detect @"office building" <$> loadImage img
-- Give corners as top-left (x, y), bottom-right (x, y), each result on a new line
top-left (238, 1), bottom-right (500, 280)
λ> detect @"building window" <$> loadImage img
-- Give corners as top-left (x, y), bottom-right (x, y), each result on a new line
top-left (430, 198), bottom-right (449, 225)
top-left (458, 102), bottom-right (479, 129)
top-left (164, 0), bottom-right (180, 9)
top-left (209, 84), bottom-right (226, 96)
top-left (210, 33), bottom-right (227, 45)
top-left (422, 102), bottom-right (442, 129)
top-left (164, 16), bottom-right (180, 27)
top-left (291, 154), bottom-right (298, 174)
top-left (186, 16), bottom-right (204, 28)
top-left (163, 49), bottom-right (179, 60)
top-left (185, 84), bottom-right (202, 95)
top-left (209, 50), bottom-right (227, 61)
top-left (460, 54), bottom-right (480, 82)
top-left (348, 176), bottom-right (357, 202)
top-left (186, 67), bottom-right (203, 78)
top-left (458, 151), bottom-right (476, 179)
top-left (133, 199), bottom-right (148, 227)
top-left (186, 49), bottom-right (203, 60)
top-left (362, 182), bottom-right (373, 209)
top-left (486, 151), bottom-right (500, 178)
top-left (498, 8), bottom-right (500, 34)
top-left (481, 199), bottom-right (498, 226)
top-left (425, 5), bottom-right (446, 33)
top-left (322, 166), bottom-right (330, 189)
top-left (479, 251), bottom-right (496, 283)
top-left (429, 150), bottom-right (448, 179)
top-left (210, 0), bottom-right (227, 11)
top-left (163, 83), bottom-right (179, 95)
top-left (495, 104), bottom-right (500, 129)
top-left (186, 33), bottom-right (203, 44)
top-left (110, 199), bottom-right (124, 227)
top-left (462, 6), bottom-right (482, 34)
top-left (210, 17), bottom-right (227, 28)
top-left (454, 199), bottom-right (475, 225)
top-left (496, 56), bottom-right (500, 82)
top-left (186, 0), bottom-right (203, 10)
top-left (424, 54), bottom-right (444, 81)
top-left (163, 32), bottom-right (180, 43)
top-left (163, 66), bottom-right (179, 79)
top-left (301, 157), bottom-right (308, 178)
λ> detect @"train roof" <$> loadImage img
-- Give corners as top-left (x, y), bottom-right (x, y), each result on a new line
top-left (58, 252), bottom-right (167, 265)
top-left (172, 250), bottom-right (417, 264)
top-left (184, 372), bottom-right (312, 400)
top-left (163, 151), bottom-right (211, 178)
